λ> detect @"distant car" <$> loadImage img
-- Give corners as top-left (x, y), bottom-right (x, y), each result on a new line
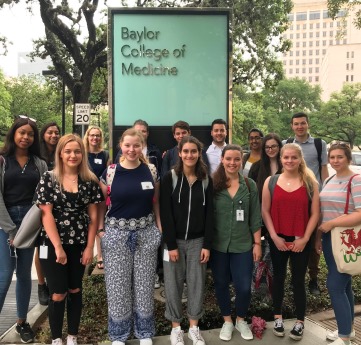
top-left (328, 152), bottom-right (361, 176)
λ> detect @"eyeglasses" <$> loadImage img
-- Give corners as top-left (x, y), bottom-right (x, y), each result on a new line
top-left (329, 141), bottom-right (350, 148)
top-left (18, 115), bottom-right (37, 123)
top-left (265, 144), bottom-right (279, 150)
top-left (89, 134), bottom-right (101, 138)
top-left (249, 136), bottom-right (263, 141)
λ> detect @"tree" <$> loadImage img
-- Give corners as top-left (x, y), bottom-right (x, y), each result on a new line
top-left (0, 0), bottom-right (292, 107)
top-left (262, 78), bottom-right (322, 139)
top-left (5, 74), bottom-right (63, 130)
top-left (0, 68), bottom-right (12, 140)
top-left (327, 0), bottom-right (361, 30)
top-left (313, 83), bottom-right (361, 148)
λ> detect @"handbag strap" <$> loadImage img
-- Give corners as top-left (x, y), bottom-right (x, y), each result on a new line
top-left (344, 174), bottom-right (359, 214)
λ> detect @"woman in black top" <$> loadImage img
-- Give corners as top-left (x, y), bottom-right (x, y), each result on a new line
top-left (0, 116), bottom-right (47, 343)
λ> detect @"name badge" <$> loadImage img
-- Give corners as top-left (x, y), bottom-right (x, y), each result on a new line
top-left (94, 158), bottom-right (103, 164)
top-left (141, 181), bottom-right (154, 190)
top-left (236, 210), bottom-right (244, 222)
top-left (39, 245), bottom-right (48, 259)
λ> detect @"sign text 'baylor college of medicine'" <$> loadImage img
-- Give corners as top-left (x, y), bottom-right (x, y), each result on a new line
top-left (120, 26), bottom-right (186, 76)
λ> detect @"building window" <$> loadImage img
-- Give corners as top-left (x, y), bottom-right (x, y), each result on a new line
top-left (296, 51), bottom-right (300, 56)
top-left (309, 41), bottom-right (313, 47)
top-left (296, 42), bottom-right (300, 48)
top-left (309, 67), bottom-right (313, 73)
top-left (297, 33), bottom-right (300, 39)
top-left (309, 32), bottom-right (313, 38)
top-left (303, 41), bottom-right (307, 47)
top-left (316, 23), bottom-right (320, 28)
top-left (330, 40), bottom-right (333, 45)
top-left (346, 63), bottom-right (349, 70)
top-left (302, 76), bottom-right (306, 81)
top-left (323, 40), bottom-right (327, 46)
top-left (310, 11), bottom-right (321, 20)
top-left (296, 68), bottom-right (299, 73)
top-left (287, 14), bottom-right (294, 21)
top-left (338, 10), bottom-right (347, 17)
top-left (297, 24), bottom-right (300, 30)
top-left (323, 10), bottom-right (329, 19)
top-left (315, 67), bottom-right (319, 73)
top-left (303, 50), bottom-right (307, 56)
top-left (323, 22), bottom-right (327, 28)
top-left (296, 59), bottom-right (300, 65)
top-left (296, 12), bottom-right (307, 21)
top-left (290, 60), bottom-right (293, 65)
top-left (343, 39), bottom-right (347, 44)
top-left (302, 59), bottom-right (306, 65)
top-left (316, 32), bottom-right (320, 38)
top-left (302, 68), bottom-right (306, 73)
top-left (289, 68), bottom-right (293, 74)
top-left (330, 22), bottom-right (333, 28)
top-left (290, 34), bottom-right (294, 39)
top-left (315, 76), bottom-right (319, 82)
top-left (351, 51), bottom-right (354, 58)
top-left (323, 31), bottom-right (327, 37)
top-left (330, 31), bottom-right (333, 37)
top-left (290, 25), bottom-right (294, 30)
top-left (309, 50), bottom-right (313, 55)
top-left (310, 23), bottom-right (313, 29)
top-left (303, 33), bottom-right (307, 38)
top-left (336, 40), bottom-right (340, 45)
top-left (351, 75), bottom-right (354, 81)
top-left (309, 58), bottom-right (313, 64)
top-left (322, 49), bottom-right (326, 55)
top-left (303, 24), bottom-right (307, 29)
top-left (316, 41), bottom-right (320, 46)
top-left (283, 60), bottom-right (287, 65)
top-left (347, 52), bottom-right (349, 58)
top-left (316, 49), bottom-right (320, 55)
top-left (316, 58), bottom-right (320, 64)
top-left (351, 63), bottom-right (354, 70)
top-left (337, 21), bottom-right (341, 27)
top-left (309, 76), bottom-right (313, 82)
top-left (346, 75), bottom-right (349, 81)
top-left (290, 51), bottom-right (294, 56)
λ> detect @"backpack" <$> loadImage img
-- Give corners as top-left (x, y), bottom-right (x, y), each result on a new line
top-left (170, 169), bottom-right (209, 192)
top-left (105, 163), bottom-right (157, 211)
top-left (286, 137), bottom-right (322, 178)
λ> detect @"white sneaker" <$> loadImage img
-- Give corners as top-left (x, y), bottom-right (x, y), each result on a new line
top-left (219, 322), bottom-right (234, 341)
top-left (112, 341), bottom-right (125, 345)
top-left (140, 338), bottom-right (153, 345)
top-left (66, 335), bottom-right (77, 345)
top-left (235, 320), bottom-right (253, 340)
top-left (188, 326), bottom-right (205, 345)
top-left (154, 274), bottom-right (161, 289)
top-left (170, 326), bottom-right (184, 345)
top-left (52, 339), bottom-right (63, 345)
top-left (326, 329), bottom-right (356, 341)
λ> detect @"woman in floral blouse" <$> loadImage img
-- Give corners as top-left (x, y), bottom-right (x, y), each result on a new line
top-left (35, 134), bottom-right (103, 345)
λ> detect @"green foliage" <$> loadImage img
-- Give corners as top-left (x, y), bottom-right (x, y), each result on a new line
top-left (312, 83), bottom-right (361, 148)
top-left (0, 68), bottom-right (12, 139)
top-left (327, 0), bottom-right (361, 30)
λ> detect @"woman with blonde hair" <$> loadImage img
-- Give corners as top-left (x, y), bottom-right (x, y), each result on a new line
top-left (98, 128), bottom-right (161, 345)
top-left (35, 134), bottom-right (103, 345)
top-left (83, 125), bottom-right (110, 269)
top-left (262, 143), bottom-right (319, 341)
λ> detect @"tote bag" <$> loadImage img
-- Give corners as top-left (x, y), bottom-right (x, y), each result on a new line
top-left (331, 174), bottom-right (361, 275)
top-left (13, 203), bottom-right (42, 249)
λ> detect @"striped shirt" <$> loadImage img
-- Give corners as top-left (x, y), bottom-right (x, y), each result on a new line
top-left (320, 174), bottom-right (361, 223)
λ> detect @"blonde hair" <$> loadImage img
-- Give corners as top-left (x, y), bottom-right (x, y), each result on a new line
top-left (119, 128), bottom-right (148, 164)
top-left (281, 143), bottom-right (318, 197)
top-left (54, 134), bottom-right (98, 190)
top-left (83, 125), bottom-right (104, 152)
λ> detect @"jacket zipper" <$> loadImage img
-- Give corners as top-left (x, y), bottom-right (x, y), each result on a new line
top-left (184, 183), bottom-right (193, 240)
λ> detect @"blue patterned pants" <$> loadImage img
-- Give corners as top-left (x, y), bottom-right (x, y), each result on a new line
top-left (101, 215), bottom-right (161, 342)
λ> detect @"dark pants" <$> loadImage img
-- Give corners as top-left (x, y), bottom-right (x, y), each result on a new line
top-left (308, 231), bottom-right (320, 281)
top-left (40, 244), bottom-right (85, 339)
top-left (269, 237), bottom-right (311, 321)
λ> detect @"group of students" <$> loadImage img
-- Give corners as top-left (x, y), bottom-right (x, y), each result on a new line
top-left (0, 115), bottom-right (359, 345)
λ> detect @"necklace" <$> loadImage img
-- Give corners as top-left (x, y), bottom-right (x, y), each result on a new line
top-left (64, 175), bottom-right (78, 183)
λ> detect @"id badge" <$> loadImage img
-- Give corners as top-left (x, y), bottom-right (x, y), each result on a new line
top-left (141, 181), bottom-right (154, 190)
top-left (39, 245), bottom-right (48, 259)
top-left (163, 249), bottom-right (170, 262)
top-left (94, 158), bottom-right (102, 164)
top-left (236, 210), bottom-right (244, 222)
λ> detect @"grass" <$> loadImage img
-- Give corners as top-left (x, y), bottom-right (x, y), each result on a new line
top-left (35, 255), bottom-right (361, 344)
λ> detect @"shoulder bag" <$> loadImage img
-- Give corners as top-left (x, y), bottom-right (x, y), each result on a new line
top-left (331, 174), bottom-right (361, 275)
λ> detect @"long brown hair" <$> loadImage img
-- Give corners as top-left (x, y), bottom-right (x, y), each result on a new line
top-left (53, 134), bottom-right (97, 189)
top-left (213, 144), bottom-right (243, 193)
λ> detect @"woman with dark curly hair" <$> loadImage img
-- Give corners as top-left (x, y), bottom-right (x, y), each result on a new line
top-left (0, 116), bottom-right (47, 343)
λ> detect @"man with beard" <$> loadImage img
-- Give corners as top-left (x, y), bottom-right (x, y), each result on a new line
top-left (206, 119), bottom-right (227, 176)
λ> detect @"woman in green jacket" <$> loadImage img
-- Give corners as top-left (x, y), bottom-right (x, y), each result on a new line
top-left (211, 144), bottom-right (262, 342)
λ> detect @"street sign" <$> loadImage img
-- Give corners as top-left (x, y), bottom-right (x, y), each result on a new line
top-left (74, 103), bottom-right (91, 125)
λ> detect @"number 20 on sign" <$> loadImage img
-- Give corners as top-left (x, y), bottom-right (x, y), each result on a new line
top-left (74, 103), bottom-right (91, 125)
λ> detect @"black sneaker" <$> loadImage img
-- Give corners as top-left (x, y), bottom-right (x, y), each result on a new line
top-left (289, 321), bottom-right (304, 340)
top-left (273, 318), bottom-right (285, 337)
top-left (38, 283), bottom-right (49, 305)
top-left (15, 322), bottom-right (35, 343)
top-left (308, 280), bottom-right (321, 295)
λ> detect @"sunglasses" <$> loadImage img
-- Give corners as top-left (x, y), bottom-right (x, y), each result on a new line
top-left (18, 115), bottom-right (37, 123)
top-left (329, 141), bottom-right (350, 148)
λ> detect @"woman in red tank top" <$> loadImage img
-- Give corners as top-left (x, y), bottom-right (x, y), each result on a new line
top-left (261, 143), bottom-right (319, 341)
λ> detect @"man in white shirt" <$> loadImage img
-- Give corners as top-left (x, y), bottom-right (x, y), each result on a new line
top-left (206, 119), bottom-right (227, 175)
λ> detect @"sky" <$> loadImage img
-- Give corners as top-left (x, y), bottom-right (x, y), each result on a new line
top-left (0, 1), bottom-right (122, 77)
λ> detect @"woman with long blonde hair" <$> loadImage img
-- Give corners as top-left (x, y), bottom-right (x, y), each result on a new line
top-left (35, 134), bottom-right (103, 345)
top-left (262, 143), bottom-right (319, 341)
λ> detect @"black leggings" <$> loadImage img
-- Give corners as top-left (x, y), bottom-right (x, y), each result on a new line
top-left (40, 244), bottom-right (85, 339)
top-left (268, 237), bottom-right (311, 321)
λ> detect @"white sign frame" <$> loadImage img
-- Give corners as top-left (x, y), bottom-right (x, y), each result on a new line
top-left (74, 103), bottom-right (91, 125)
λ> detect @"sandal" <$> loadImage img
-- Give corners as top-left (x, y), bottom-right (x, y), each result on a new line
top-left (97, 260), bottom-right (104, 269)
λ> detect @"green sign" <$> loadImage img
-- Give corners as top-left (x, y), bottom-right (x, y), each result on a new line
top-left (111, 9), bottom-right (230, 126)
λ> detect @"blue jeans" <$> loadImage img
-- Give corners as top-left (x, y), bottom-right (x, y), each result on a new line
top-left (323, 232), bottom-right (354, 338)
top-left (0, 205), bottom-right (35, 319)
top-left (210, 249), bottom-right (253, 318)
